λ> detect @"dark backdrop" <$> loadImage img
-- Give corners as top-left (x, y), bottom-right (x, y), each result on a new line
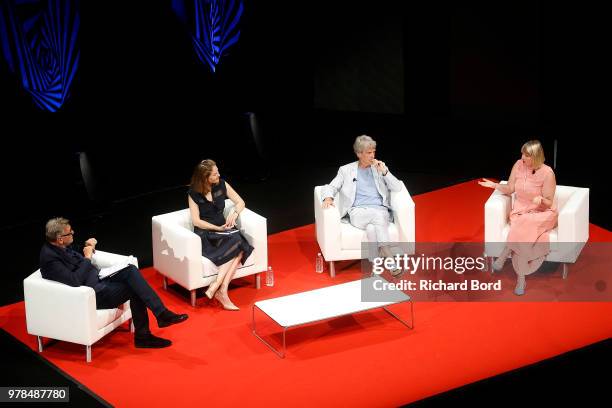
top-left (0, 0), bottom-right (608, 293)
top-left (0, 0), bottom-right (312, 228)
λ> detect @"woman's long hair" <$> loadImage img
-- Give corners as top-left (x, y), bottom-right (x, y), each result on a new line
top-left (190, 159), bottom-right (217, 194)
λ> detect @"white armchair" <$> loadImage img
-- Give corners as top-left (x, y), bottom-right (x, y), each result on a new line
top-left (23, 250), bottom-right (134, 363)
top-left (484, 183), bottom-right (589, 278)
top-left (314, 182), bottom-right (415, 277)
top-left (152, 202), bottom-right (268, 307)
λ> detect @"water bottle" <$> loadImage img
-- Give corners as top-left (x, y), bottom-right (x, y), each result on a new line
top-left (315, 252), bottom-right (324, 273)
top-left (266, 266), bottom-right (274, 287)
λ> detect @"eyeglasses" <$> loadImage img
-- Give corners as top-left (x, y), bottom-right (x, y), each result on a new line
top-left (59, 230), bottom-right (74, 237)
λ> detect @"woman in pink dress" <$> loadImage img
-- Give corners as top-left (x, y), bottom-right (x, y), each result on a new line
top-left (479, 140), bottom-right (558, 295)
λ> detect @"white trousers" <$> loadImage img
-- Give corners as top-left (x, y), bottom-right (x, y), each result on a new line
top-left (349, 206), bottom-right (391, 260)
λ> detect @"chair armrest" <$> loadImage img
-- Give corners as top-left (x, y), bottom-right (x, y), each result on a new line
top-left (93, 250), bottom-right (139, 268)
top-left (235, 208), bottom-right (268, 270)
top-left (24, 273), bottom-right (98, 344)
top-left (390, 182), bottom-right (415, 244)
top-left (484, 188), bottom-right (512, 243)
top-left (314, 186), bottom-right (342, 260)
top-left (557, 187), bottom-right (589, 243)
top-left (236, 208), bottom-right (266, 236)
top-left (152, 216), bottom-right (203, 290)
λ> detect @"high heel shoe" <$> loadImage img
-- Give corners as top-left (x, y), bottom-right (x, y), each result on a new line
top-left (205, 281), bottom-right (221, 299)
top-left (493, 247), bottom-right (512, 272)
top-left (214, 291), bottom-right (240, 311)
top-left (514, 276), bottom-right (526, 296)
top-left (492, 257), bottom-right (506, 271)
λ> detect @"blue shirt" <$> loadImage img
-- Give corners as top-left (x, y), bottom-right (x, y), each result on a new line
top-left (353, 167), bottom-right (384, 208)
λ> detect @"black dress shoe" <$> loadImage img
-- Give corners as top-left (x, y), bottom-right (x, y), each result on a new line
top-left (157, 310), bottom-right (189, 328)
top-left (134, 334), bottom-right (172, 348)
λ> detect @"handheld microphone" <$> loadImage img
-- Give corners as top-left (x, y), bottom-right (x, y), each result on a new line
top-left (353, 178), bottom-right (357, 182)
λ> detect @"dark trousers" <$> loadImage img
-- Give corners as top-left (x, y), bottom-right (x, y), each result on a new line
top-left (95, 265), bottom-right (165, 336)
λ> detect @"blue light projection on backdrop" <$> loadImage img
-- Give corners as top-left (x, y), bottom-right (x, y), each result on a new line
top-left (171, 0), bottom-right (243, 73)
top-left (0, 0), bottom-right (79, 112)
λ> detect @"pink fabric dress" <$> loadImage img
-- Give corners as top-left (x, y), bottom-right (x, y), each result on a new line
top-left (506, 160), bottom-right (558, 276)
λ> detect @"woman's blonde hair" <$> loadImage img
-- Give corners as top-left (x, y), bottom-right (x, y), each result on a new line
top-left (190, 159), bottom-right (217, 194)
top-left (521, 140), bottom-right (545, 168)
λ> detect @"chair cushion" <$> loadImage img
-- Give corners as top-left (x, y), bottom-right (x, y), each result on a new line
top-left (96, 308), bottom-right (124, 330)
top-left (548, 229), bottom-right (558, 243)
top-left (200, 254), bottom-right (256, 277)
top-left (500, 225), bottom-right (558, 243)
top-left (340, 222), bottom-right (400, 250)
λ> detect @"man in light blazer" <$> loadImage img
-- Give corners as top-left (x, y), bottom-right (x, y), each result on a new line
top-left (321, 135), bottom-right (403, 273)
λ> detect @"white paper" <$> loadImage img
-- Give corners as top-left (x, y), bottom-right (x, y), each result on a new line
top-left (214, 229), bottom-right (240, 236)
top-left (98, 255), bottom-right (137, 280)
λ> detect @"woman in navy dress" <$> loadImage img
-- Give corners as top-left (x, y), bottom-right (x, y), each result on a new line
top-left (188, 159), bottom-right (254, 310)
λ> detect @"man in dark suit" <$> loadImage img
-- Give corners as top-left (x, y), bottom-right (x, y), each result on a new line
top-left (40, 217), bottom-right (188, 348)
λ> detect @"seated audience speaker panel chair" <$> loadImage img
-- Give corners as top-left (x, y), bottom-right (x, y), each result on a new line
top-left (152, 203), bottom-right (268, 307)
top-left (484, 182), bottom-right (589, 278)
top-left (24, 251), bottom-right (135, 363)
top-left (314, 181), bottom-right (415, 277)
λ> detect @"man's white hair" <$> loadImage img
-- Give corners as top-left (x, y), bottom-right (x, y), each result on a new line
top-left (353, 135), bottom-right (376, 154)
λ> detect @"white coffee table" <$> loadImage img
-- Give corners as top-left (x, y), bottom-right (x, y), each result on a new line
top-left (252, 277), bottom-right (413, 358)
